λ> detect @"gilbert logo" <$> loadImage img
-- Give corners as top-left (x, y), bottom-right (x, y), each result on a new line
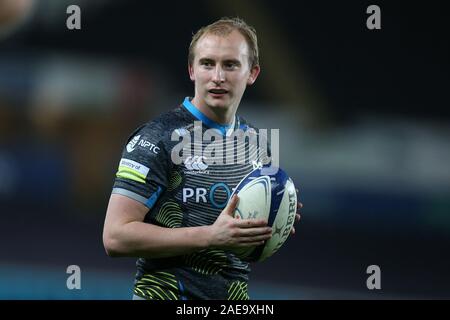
top-left (184, 156), bottom-right (208, 171)
top-left (127, 135), bottom-right (140, 153)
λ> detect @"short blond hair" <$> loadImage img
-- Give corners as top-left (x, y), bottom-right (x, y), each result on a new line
top-left (188, 17), bottom-right (259, 69)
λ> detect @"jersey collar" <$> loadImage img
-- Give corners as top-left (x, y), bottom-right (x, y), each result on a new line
top-left (182, 97), bottom-right (236, 136)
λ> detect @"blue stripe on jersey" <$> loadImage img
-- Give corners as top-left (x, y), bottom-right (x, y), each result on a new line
top-left (183, 97), bottom-right (233, 135)
top-left (145, 186), bottom-right (163, 209)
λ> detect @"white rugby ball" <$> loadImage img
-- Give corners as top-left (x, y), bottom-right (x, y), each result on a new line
top-left (230, 165), bottom-right (297, 262)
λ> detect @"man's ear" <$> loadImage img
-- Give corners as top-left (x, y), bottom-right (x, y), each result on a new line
top-left (188, 64), bottom-right (195, 81)
top-left (247, 65), bottom-right (260, 85)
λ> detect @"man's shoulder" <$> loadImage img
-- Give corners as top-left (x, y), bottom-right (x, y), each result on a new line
top-left (237, 114), bottom-right (259, 131)
top-left (131, 104), bottom-right (190, 142)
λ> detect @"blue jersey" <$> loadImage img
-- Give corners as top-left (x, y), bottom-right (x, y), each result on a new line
top-left (112, 97), bottom-right (270, 299)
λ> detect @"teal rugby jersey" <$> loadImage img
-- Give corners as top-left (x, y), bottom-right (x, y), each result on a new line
top-left (112, 97), bottom-right (271, 300)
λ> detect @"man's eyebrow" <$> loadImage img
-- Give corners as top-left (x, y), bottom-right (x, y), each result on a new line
top-left (198, 58), bottom-right (214, 63)
top-left (223, 59), bottom-right (241, 65)
top-left (198, 58), bottom-right (241, 65)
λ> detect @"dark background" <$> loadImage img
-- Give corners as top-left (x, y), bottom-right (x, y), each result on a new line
top-left (1, 0), bottom-right (449, 299)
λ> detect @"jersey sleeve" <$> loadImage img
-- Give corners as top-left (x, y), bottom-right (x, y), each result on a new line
top-left (111, 124), bottom-right (171, 209)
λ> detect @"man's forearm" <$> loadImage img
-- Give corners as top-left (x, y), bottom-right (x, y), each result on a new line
top-left (105, 222), bottom-right (212, 259)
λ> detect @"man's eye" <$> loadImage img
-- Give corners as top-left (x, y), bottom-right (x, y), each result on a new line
top-left (202, 62), bottom-right (213, 67)
top-left (225, 63), bottom-right (237, 69)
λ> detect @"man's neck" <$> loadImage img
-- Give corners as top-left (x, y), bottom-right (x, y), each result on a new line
top-left (190, 97), bottom-right (235, 126)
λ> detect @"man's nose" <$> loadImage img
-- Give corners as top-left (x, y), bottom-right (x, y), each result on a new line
top-left (212, 66), bottom-right (225, 83)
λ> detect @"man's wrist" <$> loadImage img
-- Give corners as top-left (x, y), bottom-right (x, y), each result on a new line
top-left (197, 225), bottom-right (213, 249)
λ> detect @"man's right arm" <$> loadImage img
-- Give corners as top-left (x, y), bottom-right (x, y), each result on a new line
top-left (102, 194), bottom-right (272, 259)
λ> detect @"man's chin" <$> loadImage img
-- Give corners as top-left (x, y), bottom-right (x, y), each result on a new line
top-left (206, 99), bottom-right (230, 109)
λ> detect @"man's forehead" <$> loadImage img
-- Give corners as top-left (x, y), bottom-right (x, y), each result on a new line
top-left (194, 31), bottom-right (249, 61)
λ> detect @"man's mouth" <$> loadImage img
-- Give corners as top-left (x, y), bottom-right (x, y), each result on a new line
top-left (208, 89), bottom-right (228, 95)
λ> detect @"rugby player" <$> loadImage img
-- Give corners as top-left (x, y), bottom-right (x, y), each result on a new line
top-left (103, 17), bottom-right (302, 300)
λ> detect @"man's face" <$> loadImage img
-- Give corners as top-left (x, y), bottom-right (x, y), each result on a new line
top-left (189, 30), bottom-right (260, 114)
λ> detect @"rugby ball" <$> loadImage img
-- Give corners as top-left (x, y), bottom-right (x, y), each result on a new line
top-left (230, 165), bottom-right (297, 262)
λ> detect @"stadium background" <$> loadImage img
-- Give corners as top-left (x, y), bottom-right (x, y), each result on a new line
top-left (0, 0), bottom-right (449, 299)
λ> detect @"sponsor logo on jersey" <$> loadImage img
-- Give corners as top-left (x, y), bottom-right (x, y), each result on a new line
top-left (171, 121), bottom-right (278, 167)
top-left (126, 135), bottom-right (140, 153)
top-left (119, 158), bottom-right (150, 176)
top-left (116, 158), bottom-right (150, 184)
top-left (126, 135), bottom-right (160, 154)
top-left (137, 139), bottom-right (160, 154)
top-left (182, 183), bottom-right (235, 209)
top-left (184, 155), bottom-right (208, 173)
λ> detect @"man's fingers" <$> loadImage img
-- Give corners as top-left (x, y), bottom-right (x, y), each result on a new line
top-left (297, 202), bottom-right (303, 216)
top-left (237, 227), bottom-right (272, 237)
top-left (224, 194), bottom-right (239, 216)
top-left (235, 240), bottom-right (267, 247)
top-left (239, 233), bottom-right (272, 243)
top-left (235, 218), bottom-right (268, 228)
top-left (290, 214), bottom-right (301, 236)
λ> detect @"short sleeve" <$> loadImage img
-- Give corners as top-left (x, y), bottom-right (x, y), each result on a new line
top-left (111, 124), bottom-right (170, 209)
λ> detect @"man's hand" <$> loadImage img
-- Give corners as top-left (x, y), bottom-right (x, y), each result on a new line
top-left (290, 188), bottom-right (303, 235)
top-left (208, 194), bottom-right (272, 249)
